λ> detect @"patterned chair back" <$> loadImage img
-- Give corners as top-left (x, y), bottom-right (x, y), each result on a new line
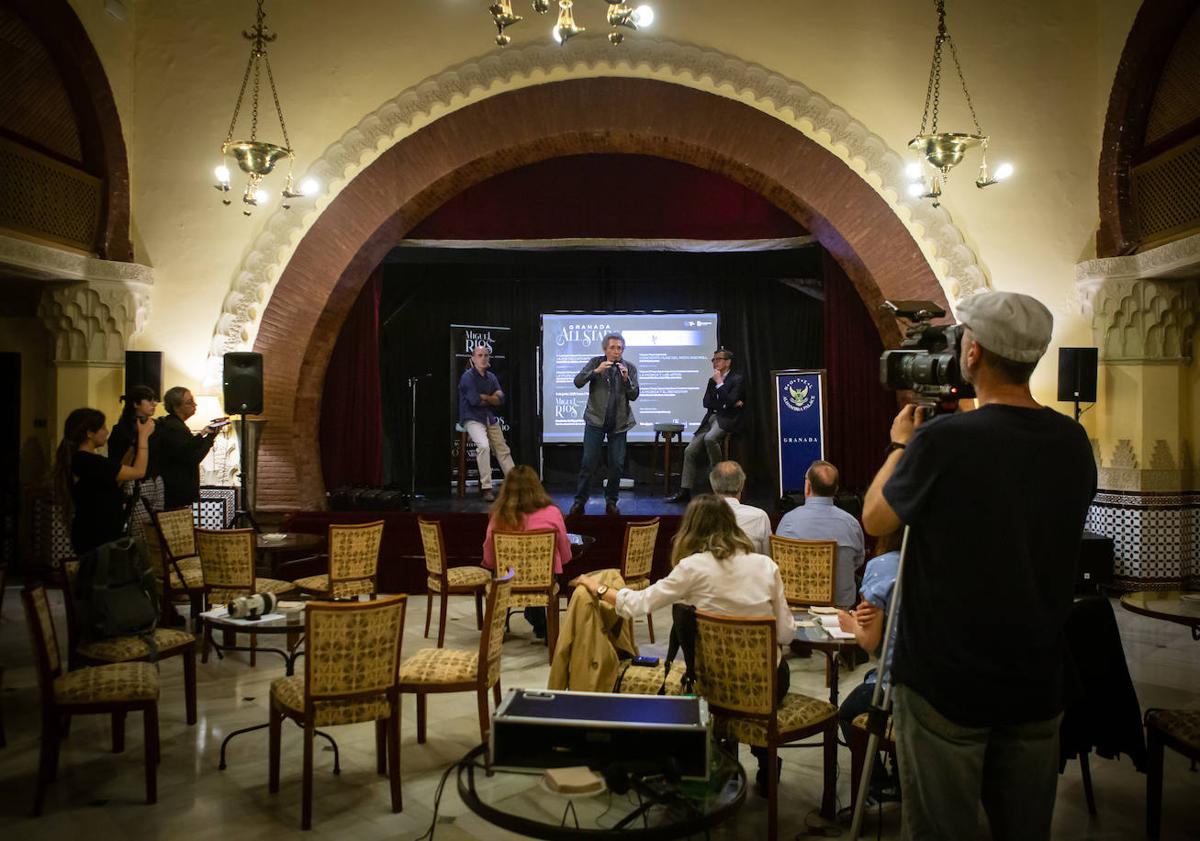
top-left (620, 518), bottom-right (660, 581)
top-left (196, 527), bottom-right (257, 604)
top-left (328, 520), bottom-right (384, 598)
top-left (417, 517), bottom-right (447, 580)
top-left (304, 595), bottom-right (407, 709)
top-left (769, 536), bottom-right (837, 607)
top-left (694, 611), bottom-right (778, 719)
top-left (493, 530), bottom-right (557, 593)
top-left (22, 586), bottom-right (64, 697)
top-left (142, 526), bottom-right (168, 580)
top-left (155, 507), bottom-right (197, 560)
top-left (480, 570), bottom-right (515, 685)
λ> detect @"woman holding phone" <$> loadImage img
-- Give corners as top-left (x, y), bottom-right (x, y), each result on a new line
top-left (157, 386), bottom-right (227, 510)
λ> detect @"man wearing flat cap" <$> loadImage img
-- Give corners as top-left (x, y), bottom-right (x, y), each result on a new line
top-left (861, 291), bottom-right (1096, 841)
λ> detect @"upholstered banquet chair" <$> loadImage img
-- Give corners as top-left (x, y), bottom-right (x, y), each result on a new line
top-left (268, 595), bottom-right (408, 830)
top-left (62, 560), bottom-right (197, 725)
top-left (418, 516), bottom-right (489, 647)
top-left (768, 536), bottom-right (837, 609)
top-left (493, 528), bottom-right (559, 664)
top-left (293, 520), bottom-right (385, 599)
top-left (694, 611), bottom-right (838, 841)
top-left (619, 518), bottom-right (660, 643)
top-left (149, 507), bottom-right (205, 629)
top-left (195, 527), bottom-right (296, 664)
top-left (398, 570), bottom-right (514, 744)
top-left (22, 585), bottom-right (160, 815)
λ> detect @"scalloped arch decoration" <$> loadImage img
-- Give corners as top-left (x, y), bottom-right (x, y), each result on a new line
top-left (203, 36), bottom-right (988, 387)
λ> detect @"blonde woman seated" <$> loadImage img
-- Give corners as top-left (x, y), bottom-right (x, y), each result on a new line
top-left (573, 494), bottom-right (794, 794)
top-left (482, 464), bottom-right (572, 639)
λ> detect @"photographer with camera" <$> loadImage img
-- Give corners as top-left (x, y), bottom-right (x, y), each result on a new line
top-left (862, 291), bottom-right (1096, 841)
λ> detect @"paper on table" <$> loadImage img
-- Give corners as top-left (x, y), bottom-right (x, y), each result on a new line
top-left (812, 612), bottom-right (856, 639)
top-left (199, 608), bottom-right (288, 626)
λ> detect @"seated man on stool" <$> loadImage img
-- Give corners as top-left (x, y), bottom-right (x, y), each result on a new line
top-left (458, 344), bottom-right (515, 502)
top-left (667, 347), bottom-right (744, 503)
top-left (775, 460), bottom-right (864, 608)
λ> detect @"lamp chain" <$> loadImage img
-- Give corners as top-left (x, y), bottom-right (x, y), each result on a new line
top-left (264, 54), bottom-right (291, 151)
top-left (948, 35), bottom-right (983, 135)
top-left (919, 0), bottom-right (946, 136)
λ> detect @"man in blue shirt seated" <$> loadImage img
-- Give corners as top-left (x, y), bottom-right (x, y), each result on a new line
top-left (775, 460), bottom-right (865, 607)
top-left (458, 345), bottom-right (515, 502)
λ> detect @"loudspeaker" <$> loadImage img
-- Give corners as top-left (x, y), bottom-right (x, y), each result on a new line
top-left (124, 351), bottom-right (162, 398)
top-left (223, 352), bottom-right (264, 414)
top-left (1057, 347), bottom-right (1098, 403)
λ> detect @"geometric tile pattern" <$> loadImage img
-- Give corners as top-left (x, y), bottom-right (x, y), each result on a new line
top-left (1086, 491), bottom-right (1199, 590)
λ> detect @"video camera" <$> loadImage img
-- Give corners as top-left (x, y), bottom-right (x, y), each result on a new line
top-left (879, 300), bottom-right (975, 413)
top-left (227, 592), bottom-right (278, 621)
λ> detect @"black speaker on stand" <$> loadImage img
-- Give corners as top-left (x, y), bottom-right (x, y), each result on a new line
top-left (223, 352), bottom-right (264, 530)
top-left (1057, 347), bottom-right (1098, 422)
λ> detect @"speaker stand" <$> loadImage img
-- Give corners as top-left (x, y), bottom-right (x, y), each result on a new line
top-left (1074, 400), bottom-right (1081, 423)
top-left (406, 376), bottom-right (425, 502)
top-left (231, 413), bottom-right (260, 531)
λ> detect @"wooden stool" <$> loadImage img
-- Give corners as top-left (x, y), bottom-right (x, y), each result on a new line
top-left (720, 431), bottom-right (743, 461)
top-left (456, 423), bottom-right (468, 499)
top-left (652, 423), bottom-right (685, 494)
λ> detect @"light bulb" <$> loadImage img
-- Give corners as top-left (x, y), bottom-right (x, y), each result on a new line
top-left (904, 161), bottom-right (923, 181)
top-left (632, 4), bottom-right (654, 27)
top-left (300, 178), bottom-right (319, 196)
top-left (254, 188), bottom-right (269, 205)
top-left (551, 24), bottom-right (561, 43)
top-left (993, 162), bottom-right (1014, 181)
top-left (907, 182), bottom-right (926, 198)
top-left (214, 165), bottom-right (231, 183)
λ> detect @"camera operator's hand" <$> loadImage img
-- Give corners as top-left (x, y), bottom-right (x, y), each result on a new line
top-left (890, 404), bottom-right (926, 445)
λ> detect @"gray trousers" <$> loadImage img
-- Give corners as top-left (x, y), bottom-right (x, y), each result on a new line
top-left (680, 420), bottom-right (729, 490)
top-left (892, 683), bottom-right (1062, 841)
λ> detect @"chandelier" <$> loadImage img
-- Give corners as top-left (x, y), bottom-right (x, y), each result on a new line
top-left (212, 0), bottom-right (316, 215)
top-left (905, 0), bottom-right (1012, 207)
top-left (488, 1), bottom-right (655, 47)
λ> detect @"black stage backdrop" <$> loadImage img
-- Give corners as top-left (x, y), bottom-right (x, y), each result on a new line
top-left (376, 246), bottom-right (828, 501)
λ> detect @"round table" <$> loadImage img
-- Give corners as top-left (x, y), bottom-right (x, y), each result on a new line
top-left (455, 743), bottom-right (746, 839)
top-left (256, 531), bottom-right (324, 578)
top-left (1119, 591), bottom-right (1200, 641)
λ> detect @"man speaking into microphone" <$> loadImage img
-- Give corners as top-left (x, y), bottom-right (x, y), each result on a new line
top-left (569, 333), bottom-right (639, 516)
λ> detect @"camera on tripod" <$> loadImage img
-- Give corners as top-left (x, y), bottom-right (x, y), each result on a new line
top-left (879, 300), bottom-right (975, 413)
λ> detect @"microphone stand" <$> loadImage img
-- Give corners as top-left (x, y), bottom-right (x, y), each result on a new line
top-left (406, 376), bottom-right (425, 502)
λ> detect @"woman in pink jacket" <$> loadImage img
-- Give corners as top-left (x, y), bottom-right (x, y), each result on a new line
top-left (482, 464), bottom-right (572, 639)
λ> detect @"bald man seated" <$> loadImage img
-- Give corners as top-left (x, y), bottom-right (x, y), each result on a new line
top-left (774, 460), bottom-right (864, 607)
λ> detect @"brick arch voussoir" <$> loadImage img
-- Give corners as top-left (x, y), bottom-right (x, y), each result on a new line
top-left (255, 78), bottom-right (944, 510)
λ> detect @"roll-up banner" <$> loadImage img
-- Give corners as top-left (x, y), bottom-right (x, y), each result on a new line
top-left (451, 324), bottom-right (512, 489)
top-left (773, 369), bottom-right (827, 497)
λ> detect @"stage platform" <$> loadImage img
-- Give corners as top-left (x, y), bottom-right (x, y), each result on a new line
top-left (279, 486), bottom-right (783, 597)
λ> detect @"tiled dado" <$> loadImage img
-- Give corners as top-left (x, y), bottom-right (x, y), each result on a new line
top-left (1086, 490), bottom-right (1199, 591)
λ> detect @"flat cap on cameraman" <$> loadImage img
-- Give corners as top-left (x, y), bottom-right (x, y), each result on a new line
top-left (956, 291), bottom-right (1053, 364)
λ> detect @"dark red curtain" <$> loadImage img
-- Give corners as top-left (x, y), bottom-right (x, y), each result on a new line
top-left (319, 268), bottom-right (383, 488)
top-left (822, 252), bottom-right (897, 493)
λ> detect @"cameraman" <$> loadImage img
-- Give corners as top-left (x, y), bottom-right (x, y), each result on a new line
top-left (862, 291), bottom-right (1096, 841)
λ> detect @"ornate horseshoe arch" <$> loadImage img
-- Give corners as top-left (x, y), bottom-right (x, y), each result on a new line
top-left (203, 37), bottom-right (989, 510)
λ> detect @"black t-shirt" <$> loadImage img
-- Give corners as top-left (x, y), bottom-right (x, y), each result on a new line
top-left (882, 404), bottom-right (1097, 726)
top-left (71, 450), bottom-right (127, 555)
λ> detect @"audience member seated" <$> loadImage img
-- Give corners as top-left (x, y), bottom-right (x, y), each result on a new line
top-left (573, 494), bottom-right (793, 794)
top-left (482, 465), bottom-right (572, 639)
top-left (709, 460), bottom-right (771, 555)
top-left (55, 407), bottom-right (153, 556)
top-left (836, 528), bottom-right (903, 803)
top-left (775, 460), bottom-right (864, 607)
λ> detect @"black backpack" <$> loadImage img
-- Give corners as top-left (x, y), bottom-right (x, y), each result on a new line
top-left (73, 535), bottom-right (160, 660)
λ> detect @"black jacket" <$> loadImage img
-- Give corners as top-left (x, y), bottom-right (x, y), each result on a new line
top-left (700, 371), bottom-right (746, 433)
top-left (156, 414), bottom-right (216, 510)
top-left (107, 416), bottom-right (161, 477)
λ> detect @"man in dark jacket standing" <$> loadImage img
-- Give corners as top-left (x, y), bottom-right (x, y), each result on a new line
top-left (157, 387), bottom-right (224, 510)
top-left (667, 347), bottom-right (745, 503)
top-left (569, 334), bottom-right (639, 516)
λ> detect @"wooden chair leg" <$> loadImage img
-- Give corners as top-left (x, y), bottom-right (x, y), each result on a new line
top-left (201, 624), bottom-right (211, 664)
top-left (302, 720), bottom-right (315, 830)
top-left (1079, 750), bottom-right (1097, 816)
top-left (493, 680), bottom-right (502, 707)
top-left (1147, 728), bottom-right (1164, 840)
top-left (821, 721), bottom-right (837, 820)
top-left (477, 687), bottom-right (490, 745)
top-left (423, 591), bottom-right (433, 638)
top-left (646, 611), bottom-right (655, 644)
top-left (767, 743), bottom-right (779, 841)
top-left (416, 693), bottom-right (427, 744)
top-left (112, 711), bottom-right (126, 753)
top-left (387, 710), bottom-right (402, 813)
top-left (143, 703), bottom-right (159, 804)
top-left (268, 704), bottom-right (282, 793)
top-left (475, 588), bottom-right (484, 630)
top-left (183, 646), bottom-right (197, 725)
top-left (375, 720), bottom-right (387, 776)
top-left (437, 591), bottom-right (449, 648)
top-left (33, 717), bottom-right (57, 816)
top-left (546, 597), bottom-right (559, 665)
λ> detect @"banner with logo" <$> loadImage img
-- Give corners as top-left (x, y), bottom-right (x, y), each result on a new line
top-left (773, 369), bottom-right (827, 497)
top-left (451, 324), bottom-right (512, 489)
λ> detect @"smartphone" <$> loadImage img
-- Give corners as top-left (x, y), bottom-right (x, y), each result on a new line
top-left (208, 418), bottom-right (231, 429)
top-left (631, 655), bottom-right (659, 667)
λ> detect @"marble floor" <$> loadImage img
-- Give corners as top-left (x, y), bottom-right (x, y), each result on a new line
top-left (0, 585), bottom-right (1198, 840)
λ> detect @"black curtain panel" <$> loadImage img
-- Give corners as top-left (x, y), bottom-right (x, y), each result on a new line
top-left (376, 246), bottom-right (827, 500)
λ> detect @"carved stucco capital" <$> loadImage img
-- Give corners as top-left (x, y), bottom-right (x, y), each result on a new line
top-left (1077, 276), bottom-right (1197, 363)
top-left (37, 279), bottom-right (151, 363)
